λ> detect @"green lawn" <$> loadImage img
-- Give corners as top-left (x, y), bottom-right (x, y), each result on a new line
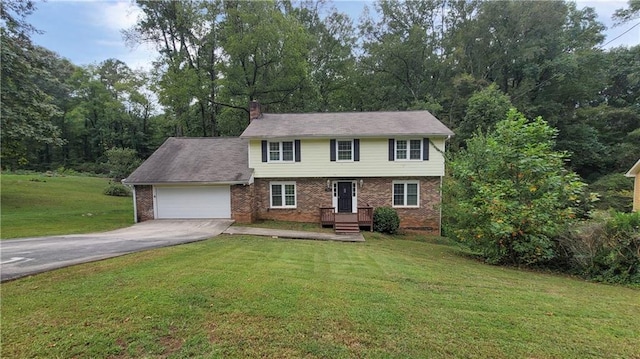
top-left (2, 235), bottom-right (638, 358)
top-left (1, 174), bottom-right (133, 239)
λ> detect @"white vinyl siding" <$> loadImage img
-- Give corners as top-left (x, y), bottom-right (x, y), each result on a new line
top-left (393, 181), bottom-right (419, 207)
top-left (270, 182), bottom-right (296, 208)
top-left (249, 138), bottom-right (446, 178)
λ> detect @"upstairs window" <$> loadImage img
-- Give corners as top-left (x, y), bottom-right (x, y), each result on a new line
top-left (395, 139), bottom-right (423, 160)
top-left (330, 139), bottom-right (360, 162)
top-left (389, 138), bottom-right (430, 161)
top-left (261, 140), bottom-right (300, 162)
top-left (337, 140), bottom-right (353, 161)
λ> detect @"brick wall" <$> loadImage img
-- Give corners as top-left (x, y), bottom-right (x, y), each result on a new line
top-left (135, 185), bottom-right (154, 222)
top-left (231, 184), bottom-right (256, 223)
top-left (254, 178), bottom-right (333, 223)
top-left (253, 177), bottom-right (441, 234)
top-left (358, 177), bottom-right (441, 234)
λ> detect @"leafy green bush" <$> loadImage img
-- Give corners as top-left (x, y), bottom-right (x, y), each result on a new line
top-left (443, 109), bottom-right (589, 266)
top-left (558, 211), bottom-right (640, 284)
top-left (106, 148), bottom-right (141, 181)
top-left (588, 174), bottom-right (633, 212)
top-left (103, 183), bottom-right (132, 197)
top-left (373, 207), bottom-right (400, 234)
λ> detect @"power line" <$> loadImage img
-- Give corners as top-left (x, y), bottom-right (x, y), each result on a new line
top-left (601, 22), bottom-right (640, 48)
top-left (513, 21), bottom-right (639, 101)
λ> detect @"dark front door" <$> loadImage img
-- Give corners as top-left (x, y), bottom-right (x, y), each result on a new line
top-left (337, 182), bottom-right (352, 213)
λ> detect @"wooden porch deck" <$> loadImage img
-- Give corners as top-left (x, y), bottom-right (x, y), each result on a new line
top-left (320, 207), bottom-right (373, 234)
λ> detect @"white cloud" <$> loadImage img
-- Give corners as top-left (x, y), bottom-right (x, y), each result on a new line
top-left (91, 1), bottom-right (142, 31)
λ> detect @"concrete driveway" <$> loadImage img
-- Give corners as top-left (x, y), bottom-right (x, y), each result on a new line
top-left (0, 219), bottom-right (233, 282)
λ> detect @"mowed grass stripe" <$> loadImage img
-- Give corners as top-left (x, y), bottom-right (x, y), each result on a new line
top-left (2, 236), bottom-right (638, 358)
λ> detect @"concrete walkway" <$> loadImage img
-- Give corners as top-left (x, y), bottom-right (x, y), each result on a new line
top-left (224, 226), bottom-right (365, 242)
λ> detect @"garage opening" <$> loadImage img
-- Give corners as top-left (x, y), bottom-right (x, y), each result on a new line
top-left (155, 186), bottom-right (231, 219)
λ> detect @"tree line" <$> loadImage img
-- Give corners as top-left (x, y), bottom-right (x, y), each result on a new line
top-left (1, 0), bottom-right (638, 182)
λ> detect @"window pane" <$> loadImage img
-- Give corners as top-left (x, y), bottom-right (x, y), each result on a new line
top-left (282, 141), bottom-right (294, 161)
top-left (269, 142), bottom-right (280, 161)
top-left (396, 140), bottom-right (407, 160)
top-left (285, 184), bottom-right (295, 206)
top-left (271, 185), bottom-right (282, 206)
top-left (409, 140), bottom-right (421, 160)
top-left (407, 183), bottom-right (418, 206)
top-left (393, 183), bottom-right (405, 206)
top-left (337, 140), bottom-right (352, 160)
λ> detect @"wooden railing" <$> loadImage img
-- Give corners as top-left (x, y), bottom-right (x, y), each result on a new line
top-left (357, 207), bottom-right (374, 231)
top-left (320, 207), bottom-right (335, 227)
top-left (320, 207), bottom-right (373, 231)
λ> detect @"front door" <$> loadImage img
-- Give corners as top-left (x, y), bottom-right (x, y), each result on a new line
top-left (337, 182), bottom-right (352, 213)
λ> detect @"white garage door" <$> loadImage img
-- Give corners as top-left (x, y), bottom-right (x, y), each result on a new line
top-left (155, 186), bottom-right (231, 219)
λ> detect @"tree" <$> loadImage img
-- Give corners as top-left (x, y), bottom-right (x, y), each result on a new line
top-left (0, 0), bottom-right (64, 168)
top-left (613, 0), bottom-right (640, 25)
top-left (456, 83), bottom-right (512, 142)
top-left (443, 108), bottom-right (587, 265)
top-left (106, 147), bottom-right (141, 182)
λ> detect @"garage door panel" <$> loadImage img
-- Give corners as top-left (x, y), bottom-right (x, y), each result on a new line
top-left (155, 186), bottom-right (230, 219)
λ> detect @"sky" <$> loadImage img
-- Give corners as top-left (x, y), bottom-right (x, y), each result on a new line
top-left (26, 0), bottom-right (640, 71)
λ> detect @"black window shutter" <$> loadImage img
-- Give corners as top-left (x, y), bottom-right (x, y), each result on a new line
top-left (261, 140), bottom-right (268, 162)
top-left (294, 140), bottom-right (301, 162)
top-left (330, 139), bottom-right (336, 161)
top-left (354, 139), bottom-right (360, 161)
top-left (423, 138), bottom-right (430, 161)
top-left (388, 139), bottom-right (395, 161)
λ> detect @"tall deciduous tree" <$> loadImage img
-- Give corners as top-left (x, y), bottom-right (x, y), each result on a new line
top-left (0, 0), bottom-right (64, 168)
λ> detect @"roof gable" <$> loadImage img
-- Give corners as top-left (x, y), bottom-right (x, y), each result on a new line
top-left (626, 159), bottom-right (640, 177)
top-left (124, 137), bottom-right (252, 184)
top-left (240, 111), bottom-right (454, 139)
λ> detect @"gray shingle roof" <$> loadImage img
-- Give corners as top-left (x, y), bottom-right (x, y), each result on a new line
top-left (240, 111), bottom-right (454, 139)
top-left (123, 137), bottom-right (252, 184)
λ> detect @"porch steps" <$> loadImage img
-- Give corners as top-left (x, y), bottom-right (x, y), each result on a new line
top-left (334, 213), bottom-right (360, 234)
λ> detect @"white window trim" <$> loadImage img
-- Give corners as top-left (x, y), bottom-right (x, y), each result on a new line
top-left (395, 139), bottom-right (423, 161)
top-left (270, 181), bottom-right (297, 208)
top-left (336, 139), bottom-right (354, 162)
top-left (392, 180), bottom-right (420, 208)
top-left (268, 141), bottom-right (295, 163)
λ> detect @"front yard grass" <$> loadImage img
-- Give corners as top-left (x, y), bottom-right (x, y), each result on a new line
top-left (1, 174), bottom-right (133, 239)
top-left (2, 235), bottom-right (638, 358)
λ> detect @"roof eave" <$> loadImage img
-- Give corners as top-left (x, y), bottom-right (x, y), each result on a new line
top-left (122, 180), bottom-right (251, 186)
top-left (625, 159), bottom-right (640, 177)
top-left (240, 133), bottom-right (455, 140)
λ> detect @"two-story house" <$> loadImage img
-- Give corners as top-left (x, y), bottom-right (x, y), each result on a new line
top-left (124, 102), bottom-right (454, 235)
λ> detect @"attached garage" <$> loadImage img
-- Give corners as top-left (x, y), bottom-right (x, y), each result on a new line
top-left (155, 186), bottom-right (231, 219)
top-left (123, 138), bottom-right (253, 223)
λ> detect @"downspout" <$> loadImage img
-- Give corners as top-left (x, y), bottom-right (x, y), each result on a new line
top-left (123, 180), bottom-right (138, 223)
top-left (440, 134), bottom-right (451, 236)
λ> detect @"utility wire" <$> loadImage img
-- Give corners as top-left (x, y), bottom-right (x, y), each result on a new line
top-left (512, 21), bottom-right (639, 101)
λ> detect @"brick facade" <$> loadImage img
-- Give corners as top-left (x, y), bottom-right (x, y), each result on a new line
top-left (253, 178), bottom-right (333, 223)
top-left (134, 185), bottom-right (154, 222)
top-left (231, 184), bottom-right (256, 223)
top-left (253, 177), bottom-right (441, 234)
top-left (358, 177), bottom-right (441, 233)
top-left (134, 177), bottom-right (442, 234)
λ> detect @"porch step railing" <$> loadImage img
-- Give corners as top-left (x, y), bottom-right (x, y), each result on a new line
top-left (320, 207), bottom-right (374, 233)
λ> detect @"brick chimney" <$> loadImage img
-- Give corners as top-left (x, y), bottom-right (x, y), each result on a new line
top-left (249, 100), bottom-right (262, 121)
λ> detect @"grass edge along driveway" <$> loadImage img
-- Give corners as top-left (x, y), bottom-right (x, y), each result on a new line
top-left (2, 235), bottom-right (638, 358)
